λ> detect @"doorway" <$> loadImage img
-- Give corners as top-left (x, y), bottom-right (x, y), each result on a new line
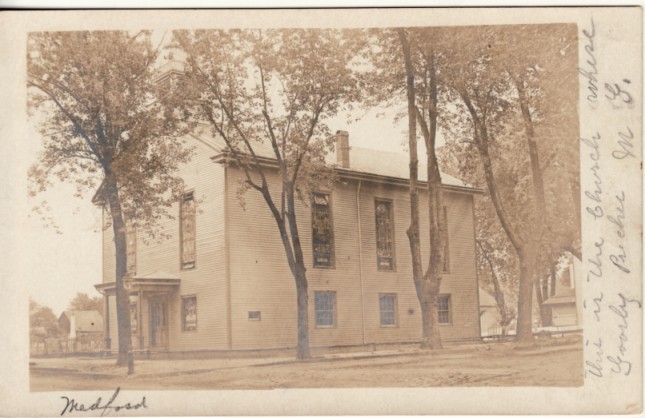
top-left (149, 298), bottom-right (169, 349)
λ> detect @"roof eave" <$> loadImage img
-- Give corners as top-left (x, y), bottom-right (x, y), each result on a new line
top-left (211, 152), bottom-right (484, 195)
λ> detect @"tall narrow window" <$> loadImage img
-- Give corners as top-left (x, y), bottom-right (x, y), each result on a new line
top-left (180, 192), bottom-right (196, 269)
top-left (379, 293), bottom-right (398, 326)
top-left (437, 294), bottom-right (452, 324)
top-left (125, 213), bottom-right (136, 275)
top-left (312, 193), bottom-right (334, 267)
top-left (315, 291), bottom-right (336, 327)
top-left (182, 296), bottom-right (197, 331)
top-left (375, 199), bottom-right (395, 270)
top-left (442, 206), bottom-right (450, 273)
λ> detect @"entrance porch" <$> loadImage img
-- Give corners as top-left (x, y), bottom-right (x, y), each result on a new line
top-left (95, 272), bottom-right (180, 352)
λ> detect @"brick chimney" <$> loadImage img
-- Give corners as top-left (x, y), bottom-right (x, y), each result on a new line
top-left (335, 130), bottom-right (350, 169)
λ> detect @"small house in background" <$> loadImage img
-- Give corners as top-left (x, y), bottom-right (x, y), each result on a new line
top-left (541, 254), bottom-right (583, 329)
top-left (479, 288), bottom-right (502, 337)
top-left (58, 310), bottom-right (103, 339)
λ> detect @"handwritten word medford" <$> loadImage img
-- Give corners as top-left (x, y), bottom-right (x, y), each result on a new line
top-left (60, 387), bottom-right (147, 417)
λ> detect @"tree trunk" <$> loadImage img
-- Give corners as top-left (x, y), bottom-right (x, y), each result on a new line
top-left (468, 111), bottom-right (533, 343)
top-left (420, 284), bottom-right (443, 349)
top-left (285, 188), bottom-right (311, 360)
top-left (534, 277), bottom-right (546, 327)
top-left (515, 77), bottom-right (548, 341)
top-left (398, 29), bottom-right (443, 350)
top-left (419, 293), bottom-right (442, 349)
top-left (515, 252), bottom-right (534, 343)
top-left (423, 49), bottom-right (445, 351)
top-left (294, 266), bottom-right (310, 360)
top-left (105, 175), bottom-right (134, 368)
top-left (398, 28), bottom-right (426, 345)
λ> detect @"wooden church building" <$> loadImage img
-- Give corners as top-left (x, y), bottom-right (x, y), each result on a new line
top-left (96, 129), bottom-right (482, 353)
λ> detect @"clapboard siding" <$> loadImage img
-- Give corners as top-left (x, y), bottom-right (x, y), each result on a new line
top-left (226, 166), bottom-right (480, 350)
top-left (101, 138), bottom-right (228, 351)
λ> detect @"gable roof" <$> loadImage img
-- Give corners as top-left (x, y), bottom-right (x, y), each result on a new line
top-left (197, 128), bottom-right (480, 193)
top-left (349, 147), bottom-right (471, 188)
top-left (60, 310), bottom-right (103, 333)
top-left (478, 288), bottom-right (498, 308)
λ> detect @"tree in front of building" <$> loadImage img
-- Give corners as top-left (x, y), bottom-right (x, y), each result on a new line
top-left (357, 27), bottom-right (458, 349)
top-left (439, 24), bottom-right (580, 340)
top-left (27, 31), bottom-right (193, 368)
top-left (174, 29), bottom-right (360, 359)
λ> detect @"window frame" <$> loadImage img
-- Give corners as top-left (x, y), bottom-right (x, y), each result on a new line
top-left (374, 198), bottom-right (396, 271)
top-left (181, 295), bottom-right (198, 332)
top-left (379, 293), bottom-right (398, 327)
top-left (311, 192), bottom-right (336, 269)
top-left (436, 294), bottom-right (452, 325)
top-left (180, 191), bottom-right (196, 270)
top-left (314, 291), bottom-right (337, 328)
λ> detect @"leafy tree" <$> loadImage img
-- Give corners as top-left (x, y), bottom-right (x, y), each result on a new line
top-left (67, 292), bottom-right (103, 314)
top-left (440, 24), bottom-right (579, 339)
top-left (30, 298), bottom-right (60, 341)
top-left (27, 31), bottom-right (192, 367)
top-left (397, 28), bottom-right (451, 349)
top-left (174, 29), bottom-right (359, 359)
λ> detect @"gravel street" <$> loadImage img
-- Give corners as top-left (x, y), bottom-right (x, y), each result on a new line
top-left (30, 335), bottom-right (582, 391)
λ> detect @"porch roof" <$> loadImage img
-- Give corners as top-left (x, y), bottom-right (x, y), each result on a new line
top-left (95, 272), bottom-right (180, 295)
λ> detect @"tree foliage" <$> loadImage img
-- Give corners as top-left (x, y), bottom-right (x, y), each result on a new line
top-left (361, 24), bottom-right (579, 341)
top-left (30, 298), bottom-right (60, 340)
top-left (438, 24), bottom-right (580, 335)
top-left (67, 292), bottom-right (103, 314)
top-left (27, 31), bottom-right (193, 366)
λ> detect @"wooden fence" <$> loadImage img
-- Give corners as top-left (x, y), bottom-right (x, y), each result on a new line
top-left (30, 334), bottom-right (104, 356)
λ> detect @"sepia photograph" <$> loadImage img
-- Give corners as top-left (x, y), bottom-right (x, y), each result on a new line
top-left (0, 5), bottom-right (641, 416)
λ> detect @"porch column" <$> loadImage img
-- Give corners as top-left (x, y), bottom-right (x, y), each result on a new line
top-left (138, 288), bottom-right (144, 349)
top-left (104, 295), bottom-right (111, 350)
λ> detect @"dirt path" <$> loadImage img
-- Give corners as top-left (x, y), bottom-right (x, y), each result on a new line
top-left (31, 337), bottom-right (583, 391)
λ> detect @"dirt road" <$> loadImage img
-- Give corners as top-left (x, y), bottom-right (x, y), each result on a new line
top-left (31, 336), bottom-right (582, 391)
